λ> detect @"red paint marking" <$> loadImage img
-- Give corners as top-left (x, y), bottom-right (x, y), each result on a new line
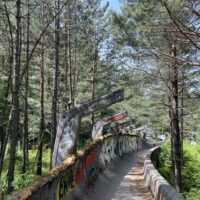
top-left (75, 150), bottom-right (97, 185)
top-left (86, 150), bottom-right (97, 168)
top-left (75, 161), bottom-right (85, 185)
top-left (105, 112), bottom-right (128, 124)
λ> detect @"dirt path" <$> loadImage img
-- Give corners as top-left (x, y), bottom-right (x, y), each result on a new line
top-left (78, 146), bottom-right (154, 200)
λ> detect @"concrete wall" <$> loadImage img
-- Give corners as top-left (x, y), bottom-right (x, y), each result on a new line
top-left (143, 147), bottom-right (184, 200)
top-left (9, 134), bottom-right (138, 200)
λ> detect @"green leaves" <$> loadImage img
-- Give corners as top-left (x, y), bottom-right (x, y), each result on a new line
top-left (158, 140), bottom-right (200, 199)
top-left (0, 179), bottom-right (7, 200)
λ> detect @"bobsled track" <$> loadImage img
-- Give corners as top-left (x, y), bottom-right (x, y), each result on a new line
top-left (9, 134), bottom-right (184, 200)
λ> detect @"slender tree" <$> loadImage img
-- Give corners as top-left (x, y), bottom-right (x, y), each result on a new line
top-left (51, 0), bottom-right (60, 166)
top-left (36, 0), bottom-right (45, 176)
top-left (0, 2), bottom-right (14, 176)
top-left (91, 30), bottom-right (98, 125)
top-left (169, 44), bottom-right (182, 192)
top-left (7, 0), bottom-right (21, 192)
top-left (68, 2), bottom-right (74, 108)
top-left (22, 0), bottom-right (30, 173)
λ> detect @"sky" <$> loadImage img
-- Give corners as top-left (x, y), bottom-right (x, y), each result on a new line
top-left (101, 0), bottom-right (121, 12)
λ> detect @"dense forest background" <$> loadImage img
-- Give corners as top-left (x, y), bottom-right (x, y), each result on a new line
top-left (0, 0), bottom-right (200, 198)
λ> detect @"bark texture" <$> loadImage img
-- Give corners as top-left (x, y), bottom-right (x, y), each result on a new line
top-left (51, 0), bottom-right (60, 166)
top-left (169, 44), bottom-right (182, 192)
top-left (36, 0), bottom-right (45, 176)
top-left (22, 0), bottom-right (30, 173)
top-left (7, 0), bottom-right (21, 192)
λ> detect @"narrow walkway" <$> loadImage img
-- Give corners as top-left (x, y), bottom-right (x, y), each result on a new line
top-left (78, 146), bottom-right (154, 200)
top-left (111, 158), bottom-right (154, 200)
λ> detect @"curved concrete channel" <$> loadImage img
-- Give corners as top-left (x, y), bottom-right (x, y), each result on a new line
top-left (75, 145), bottom-right (154, 200)
top-left (9, 137), bottom-right (183, 200)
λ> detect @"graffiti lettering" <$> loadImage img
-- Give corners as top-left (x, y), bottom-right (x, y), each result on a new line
top-left (56, 167), bottom-right (74, 200)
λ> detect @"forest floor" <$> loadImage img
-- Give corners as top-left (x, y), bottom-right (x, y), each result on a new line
top-left (0, 148), bottom-right (50, 199)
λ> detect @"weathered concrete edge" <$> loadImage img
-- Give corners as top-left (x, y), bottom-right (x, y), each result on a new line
top-left (8, 133), bottom-right (138, 200)
top-left (143, 147), bottom-right (184, 200)
top-left (8, 139), bottom-right (104, 200)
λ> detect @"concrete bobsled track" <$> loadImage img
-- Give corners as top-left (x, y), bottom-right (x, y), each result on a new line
top-left (9, 135), bottom-right (184, 200)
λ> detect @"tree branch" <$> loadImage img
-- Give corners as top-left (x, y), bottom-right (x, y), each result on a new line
top-left (20, 0), bottom-right (70, 84)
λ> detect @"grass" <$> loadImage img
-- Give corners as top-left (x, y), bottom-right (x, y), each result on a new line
top-left (0, 136), bottom-right (91, 199)
top-left (2, 148), bottom-right (50, 177)
top-left (157, 140), bottom-right (200, 200)
top-left (0, 148), bottom-right (51, 199)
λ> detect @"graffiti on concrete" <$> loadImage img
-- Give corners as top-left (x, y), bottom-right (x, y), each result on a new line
top-left (10, 134), bottom-right (139, 200)
top-left (56, 166), bottom-right (75, 200)
top-left (99, 137), bottom-right (116, 167)
top-left (85, 150), bottom-right (97, 182)
top-left (75, 150), bottom-right (97, 185)
top-left (52, 89), bottom-right (124, 167)
top-left (99, 136), bottom-right (138, 168)
top-left (56, 134), bottom-right (138, 198)
top-left (92, 111), bottom-right (128, 140)
top-left (75, 161), bottom-right (85, 185)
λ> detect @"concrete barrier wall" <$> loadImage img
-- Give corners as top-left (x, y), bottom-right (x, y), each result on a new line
top-left (9, 134), bottom-right (138, 200)
top-left (143, 147), bottom-right (184, 200)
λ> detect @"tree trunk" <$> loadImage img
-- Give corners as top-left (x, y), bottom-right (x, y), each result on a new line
top-left (68, 4), bottom-right (73, 108)
top-left (0, 125), bottom-right (5, 170)
top-left (91, 30), bottom-right (98, 126)
top-left (168, 93), bottom-right (175, 182)
top-left (0, 3), bottom-right (14, 177)
top-left (64, 20), bottom-right (69, 109)
top-left (0, 69), bottom-right (12, 176)
top-left (36, 0), bottom-right (45, 176)
top-left (22, 0), bottom-right (30, 173)
top-left (7, 0), bottom-right (21, 192)
top-left (72, 0), bottom-right (78, 99)
top-left (169, 44), bottom-right (182, 192)
top-left (51, 0), bottom-right (60, 167)
top-left (0, 55), bottom-right (12, 122)
top-left (180, 69), bottom-right (184, 165)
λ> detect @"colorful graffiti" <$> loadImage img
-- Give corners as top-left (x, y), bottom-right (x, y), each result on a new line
top-left (11, 134), bottom-right (138, 200)
top-left (74, 135), bottom-right (138, 189)
top-left (75, 150), bottom-right (97, 185)
top-left (56, 166), bottom-right (74, 200)
top-left (99, 136), bottom-right (138, 168)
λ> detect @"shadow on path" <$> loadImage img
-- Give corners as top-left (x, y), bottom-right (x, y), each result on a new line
top-left (77, 144), bottom-right (153, 200)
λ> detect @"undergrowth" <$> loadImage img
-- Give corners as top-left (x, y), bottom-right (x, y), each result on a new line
top-left (0, 148), bottom-right (50, 199)
top-left (158, 140), bottom-right (200, 200)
